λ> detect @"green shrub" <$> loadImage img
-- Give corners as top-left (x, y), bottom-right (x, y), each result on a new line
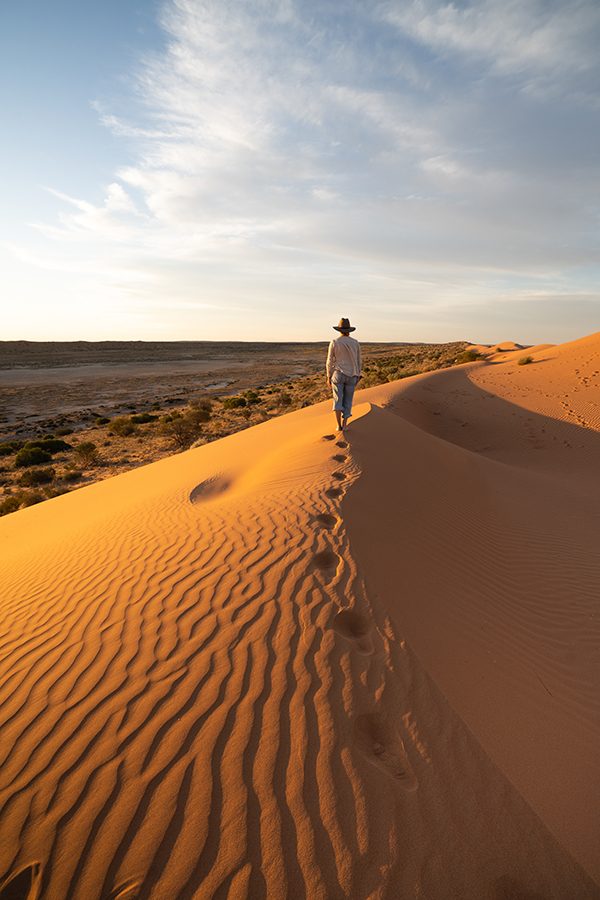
top-left (455, 349), bottom-right (481, 364)
top-left (63, 470), bottom-right (83, 482)
top-left (95, 416), bottom-right (111, 426)
top-left (0, 495), bottom-right (21, 515)
top-left (518, 356), bottom-right (533, 366)
top-left (277, 393), bottom-right (292, 407)
top-left (55, 426), bottom-right (73, 436)
top-left (15, 447), bottom-right (52, 467)
top-left (74, 442), bottom-right (99, 465)
top-left (159, 404), bottom-right (211, 449)
top-left (108, 417), bottom-right (136, 436)
top-left (20, 490), bottom-right (45, 507)
top-left (18, 466), bottom-right (55, 486)
top-left (130, 412), bottom-right (158, 424)
top-left (0, 441), bottom-right (24, 457)
top-left (24, 438), bottom-right (71, 453)
top-left (222, 396), bottom-right (247, 409)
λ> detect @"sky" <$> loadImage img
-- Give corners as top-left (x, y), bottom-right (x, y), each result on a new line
top-left (1, 0), bottom-right (599, 344)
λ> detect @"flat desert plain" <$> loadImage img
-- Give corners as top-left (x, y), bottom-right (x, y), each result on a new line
top-left (0, 332), bottom-right (599, 899)
top-left (0, 341), bottom-right (408, 440)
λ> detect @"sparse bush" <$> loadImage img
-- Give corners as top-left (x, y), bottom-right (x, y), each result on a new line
top-left (45, 485), bottom-right (69, 498)
top-left (130, 413), bottom-right (158, 424)
top-left (108, 416), bottom-right (136, 436)
top-left (0, 489), bottom-right (45, 513)
top-left (55, 426), bottom-right (73, 436)
top-left (95, 416), bottom-right (111, 425)
top-left (518, 356), bottom-right (533, 366)
top-left (192, 398), bottom-right (213, 413)
top-left (0, 441), bottom-right (24, 457)
top-left (63, 470), bottom-right (83, 482)
top-left (222, 396), bottom-right (246, 409)
top-left (74, 442), bottom-right (99, 465)
top-left (0, 495), bottom-right (21, 515)
top-left (277, 392), bottom-right (292, 407)
top-left (18, 466), bottom-right (55, 486)
top-left (25, 438), bottom-right (71, 453)
top-left (20, 490), bottom-right (45, 507)
top-left (15, 447), bottom-right (52, 467)
top-left (455, 349), bottom-right (481, 364)
top-left (159, 404), bottom-right (211, 449)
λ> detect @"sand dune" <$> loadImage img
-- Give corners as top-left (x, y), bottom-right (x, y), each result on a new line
top-left (1, 334), bottom-right (599, 898)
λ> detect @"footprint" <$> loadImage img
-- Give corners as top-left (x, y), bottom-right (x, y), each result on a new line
top-left (332, 454), bottom-right (347, 462)
top-left (313, 549), bottom-right (338, 572)
top-left (312, 549), bottom-right (339, 583)
top-left (333, 609), bottom-right (374, 655)
top-left (0, 863), bottom-right (41, 900)
top-left (336, 440), bottom-right (348, 448)
top-left (322, 434), bottom-right (336, 442)
top-left (332, 471), bottom-right (346, 481)
top-left (354, 713), bottom-right (418, 792)
top-left (325, 487), bottom-right (342, 499)
top-left (315, 513), bottom-right (337, 530)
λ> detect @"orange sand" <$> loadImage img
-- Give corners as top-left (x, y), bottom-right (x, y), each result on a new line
top-left (1, 332), bottom-right (599, 898)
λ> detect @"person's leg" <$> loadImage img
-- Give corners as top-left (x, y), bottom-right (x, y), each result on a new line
top-left (331, 373), bottom-right (344, 431)
top-left (342, 374), bottom-right (357, 426)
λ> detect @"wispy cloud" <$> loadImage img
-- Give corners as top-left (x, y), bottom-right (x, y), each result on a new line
top-left (7, 0), bottom-right (600, 340)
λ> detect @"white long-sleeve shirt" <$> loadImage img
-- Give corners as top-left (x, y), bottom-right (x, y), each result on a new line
top-left (326, 334), bottom-right (362, 378)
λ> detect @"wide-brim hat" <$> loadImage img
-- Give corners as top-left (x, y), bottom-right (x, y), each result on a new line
top-left (333, 317), bottom-right (356, 332)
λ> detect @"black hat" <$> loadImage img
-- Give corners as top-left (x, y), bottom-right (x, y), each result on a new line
top-left (333, 317), bottom-right (356, 332)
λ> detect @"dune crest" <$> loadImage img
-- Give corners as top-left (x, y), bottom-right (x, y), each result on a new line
top-left (1, 337), bottom-right (599, 898)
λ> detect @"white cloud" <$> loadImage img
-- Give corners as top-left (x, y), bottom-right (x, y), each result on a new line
top-left (382, 0), bottom-right (600, 99)
top-left (5, 0), bottom-right (600, 340)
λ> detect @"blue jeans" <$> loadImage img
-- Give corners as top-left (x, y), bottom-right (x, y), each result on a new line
top-left (331, 371), bottom-right (359, 419)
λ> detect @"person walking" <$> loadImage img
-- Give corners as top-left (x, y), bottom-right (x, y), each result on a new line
top-left (326, 318), bottom-right (362, 431)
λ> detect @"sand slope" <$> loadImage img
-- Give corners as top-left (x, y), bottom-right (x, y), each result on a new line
top-left (1, 334), bottom-right (599, 898)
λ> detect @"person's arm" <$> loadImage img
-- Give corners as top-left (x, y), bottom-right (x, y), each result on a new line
top-left (357, 341), bottom-right (362, 379)
top-left (326, 340), bottom-right (335, 383)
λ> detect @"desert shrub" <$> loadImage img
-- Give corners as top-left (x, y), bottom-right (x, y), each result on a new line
top-left (192, 398), bottom-right (212, 412)
top-left (25, 438), bottom-right (71, 453)
top-left (0, 495), bottom-right (21, 515)
top-left (222, 396), bottom-right (246, 409)
top-left (20, 490), bottom-right (45, 507)
top-left (159, 404), bottom-right (211, 449)
top-left (18, 466), bottom-right (55, 486)
top-left (518, 356), bottom-right (533, 366)
top-left (63, 470), bottom-right (83, 482)
top-left (55, 426), bottom-right (73, 435)
top-left (15, 447), bottom-right (52, 467)
top-left (74, 442), bottom-right (99, 465)
top-left (276, 392), bottom-right (292, 407)
top-left (455, 349), bottom-right (481, 364)
top-left (130, 412), bottom-right (158, 424)
top-left (45, 485), bottom-right (69, 498)
top-left (95, 416), bottom-right (111, 425)
top-left (108, 416), bottom-right (136, 436)
top-left (0, 441), bottom-right (24, 457)
top-left (1, 490), bottom-right (45, 512)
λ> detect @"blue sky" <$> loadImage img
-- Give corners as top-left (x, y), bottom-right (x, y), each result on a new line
top-left (1, 0), bottom-right (599, 343)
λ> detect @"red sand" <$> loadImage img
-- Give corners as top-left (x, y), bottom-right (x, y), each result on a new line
top-left (1, 332), bottom-right (599, 898)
